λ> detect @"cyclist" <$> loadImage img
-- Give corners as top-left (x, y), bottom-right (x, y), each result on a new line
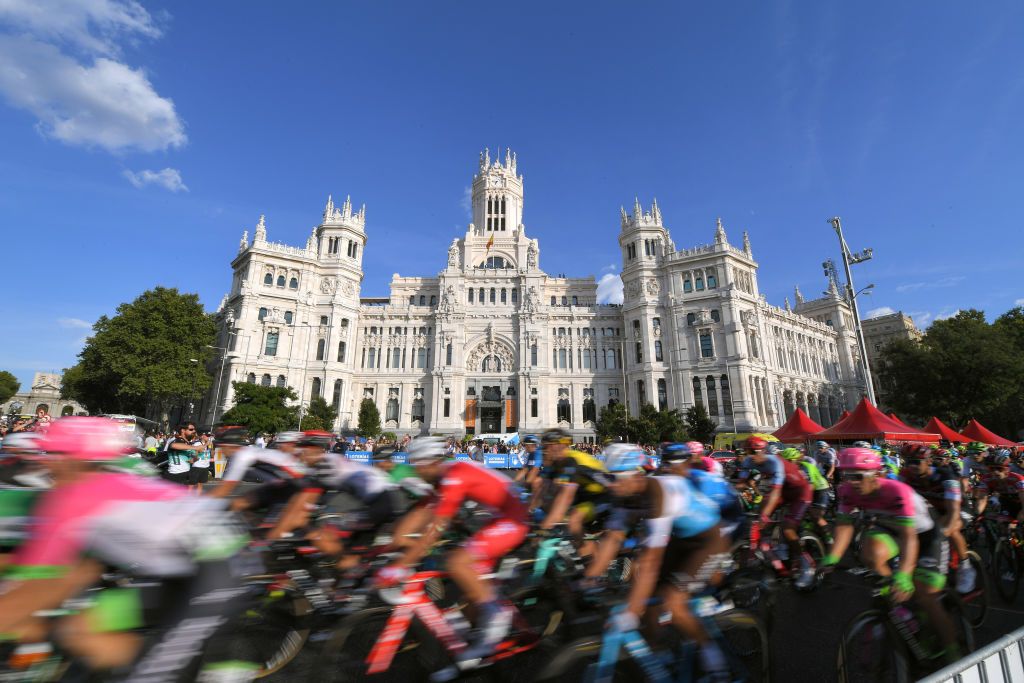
top-left (0, 417), bottom-right (255, 680)
top-left (973, 452), bottom-right (1024, 523)
top-left (823, 447), bottom-right (959, 661)
top-left (208, 428), bottom-right (308, 510)
top-left (534, 429), bottom-right (610, 551)
top-left (662, 442), bottom-right (744, 541)
top-left (380, 436), bottom-right (528, 663)
top-left (780, 447), bottom-right (832, 544)
top-left (513, 434), bottom-right (543, 490)
top-left (602, 444), bottom-right (732, 680)
top-left (736, 437), bottom-right (815, 587)
top-left (814, 440), bottom-right (838, 483)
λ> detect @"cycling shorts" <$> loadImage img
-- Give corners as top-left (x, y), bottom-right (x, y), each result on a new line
top-left (163, 470), bottom-right (190, 486)
top-left (657, 525), bottom-right (726, 593)
top-left (188, 467), bottom-right (210, 485)
top-left (464, 518), bottom-right (529, 574)
top-left (244, 478), bottom-right (302, 512)
top-left (866, 524), bottom-right (949, 589)
top-left (811, 489), bottom-right (831, 510)
top-left (782, 498), bottom-right (810, 525)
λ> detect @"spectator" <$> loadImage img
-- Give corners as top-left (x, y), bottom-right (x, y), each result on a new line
top-left (190, 432), bottom-right (212, 491)
top-left (255, 433), bottom-right (267, 448)
top-left (163, 422), bottom-right (203, 486)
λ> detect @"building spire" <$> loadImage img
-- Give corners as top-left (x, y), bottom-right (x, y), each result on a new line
top-left (633, 196), bottom-right (642, 220)
top-left (652, 197), bottom-right (661, 224)
top-left (714, 217), bottom-right (727, 244)
top-left (784, 296), bottom-right (792, 312)
top-left (238, 229), bottom-right (248, 253)
top-left (742, 230), bottom-right (752, 255)
top-left (324, 194), bottom-right (334, 220)
top-left (254, 214), bottom-right (266, 242)
top-left (795, 284), bottom-right (804, 304)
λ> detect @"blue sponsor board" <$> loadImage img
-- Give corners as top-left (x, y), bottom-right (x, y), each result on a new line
top-left (484, 453), bottom-right (509, 469)
top-left (345, 450), bottom-right (373, 464)
top-left (391, 452), bottom-right (408, 464)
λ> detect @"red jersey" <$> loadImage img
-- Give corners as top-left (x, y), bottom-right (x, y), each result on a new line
top-left (977, 472), bottom-right (1024, 499)
top-left (433, 461), bottom-right (525, 521)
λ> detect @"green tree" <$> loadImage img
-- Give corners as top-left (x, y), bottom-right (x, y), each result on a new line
top-left (596, 402), bottom-right (629, 442)
top-left (302, 396), bottom-right (338, 431)
top-left (0, 371), bottom-right (20, 405)
top-left (220, 382), bottom-right (298, 435)
top-left (357, 398), bottom-right (382, 438)
top-left (61, 287), bottom-right (216, 422)
top-left (653, 408), bottom-right (689, 443)
top-left (685, 404), bottom-right (718, 444)
top-left (627, 403), bottom-right (662, 445)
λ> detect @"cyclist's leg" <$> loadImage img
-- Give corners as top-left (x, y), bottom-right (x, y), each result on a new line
top-left (782, 498), bottom-right (810, 570)
top-left (860, 528), bottom-right (899, 576)
top-left (913, 528), bottom-right (956, 653)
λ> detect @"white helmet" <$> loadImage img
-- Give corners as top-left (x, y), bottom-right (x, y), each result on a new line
top-left (405, 436), bottom-right (447, 464)
top-left (602, 442), bottom-right (646, 473)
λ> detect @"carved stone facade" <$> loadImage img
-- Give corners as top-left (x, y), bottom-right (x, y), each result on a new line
top-left (209, 151), bottom-right (865, 438)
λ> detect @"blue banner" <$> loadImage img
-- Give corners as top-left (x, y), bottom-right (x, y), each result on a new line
top-left (484, 453), bottom-right (509, 469)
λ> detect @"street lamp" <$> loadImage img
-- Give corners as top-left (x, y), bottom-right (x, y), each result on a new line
top-left (187, 359), bottom-right (199, 420)
top-left (206, 337), bottom-right (237, 425)
top-left (828, 217), bottom-right (877, 405)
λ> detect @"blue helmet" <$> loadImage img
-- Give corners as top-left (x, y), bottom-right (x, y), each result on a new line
top-left (522, 434), bottom-right (540, 446)
top-left (765, 442), bottom-right (781, 455)
top-left (603, 443), bottom-right (647, 473)
top-left (661, 442), bottom-right (693, 463)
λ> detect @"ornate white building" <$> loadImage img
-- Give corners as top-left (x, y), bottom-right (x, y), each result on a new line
top-left (207, 150), bottom-right (865, 439)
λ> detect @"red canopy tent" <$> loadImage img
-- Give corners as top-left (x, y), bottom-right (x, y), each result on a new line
top-left (887, 412), bottom-right (916, 431)
top-left (960, 419), bottom-right (1017, 447)
top-left (923, 417), bottom-right (972, 444)
top-left (813, 398), bottom-right (940, 443)
top-left (838, 410), bottom-right (851, 421)
top-left (773, 408), bottom-right (826, 443)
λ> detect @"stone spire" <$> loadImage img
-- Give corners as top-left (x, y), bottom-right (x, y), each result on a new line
top-left (784, 297), bottom-right (792, 312)
top-left (652, 197), bottom-right (662, 224)
top-left (238, 230), bottom-right (248, 253)
top-left (633, 196), bottom-right (643, 220)
top-left (742, 230), bottom-right (752, 255)
top-left (504, 147), bottom-right (512, 169)
top-left (323, 194), bottom-right (334, 221)
top-left (714, 217), bottom-right (727, 244)
top-left (795, 285), bottom-right (805, 304)
top-left (620, 205), bottom-right (628, 225)
top-left (254, 214), bottom-right (266, 243)
top-left (306, 226), bottom-right (317, 252)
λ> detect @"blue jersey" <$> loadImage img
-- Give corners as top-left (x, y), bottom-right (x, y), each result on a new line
top-left (688, 469), bottom-right (744, 524)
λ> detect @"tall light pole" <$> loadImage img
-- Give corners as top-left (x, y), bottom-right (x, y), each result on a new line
top-left (829, 217), bottom-right (877, 405)
top-left (187, 358), bottom-right (199, 420)
top-left (206, 332), bottom-right (237, 425)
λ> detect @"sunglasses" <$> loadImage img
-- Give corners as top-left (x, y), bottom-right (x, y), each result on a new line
top-left (841, 471), bottom-right (875, 482)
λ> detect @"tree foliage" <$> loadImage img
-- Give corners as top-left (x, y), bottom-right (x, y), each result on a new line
top-left (596, 402), bottom-right (629, 442)
top-left (302, 396), bottom-right (338, 431)
top-left (61, 287), bottom-right (216, 417)
top-left (878, 307), bottom-right (1024, 439)
top-left (220, 382), bottom-right (298, 435)
top-left (0, 371), bottom-right (19, 405)
top-left (596, 402), bottom-right (689, 445)
top-left (357, 398), bottom-right (382, 438)
top-left (685, 404), bottom-right (718, 445)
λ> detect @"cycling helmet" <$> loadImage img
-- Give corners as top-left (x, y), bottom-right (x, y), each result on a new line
top-left (779, 447), bottom-right (802, 462)
top-left (297, 430), bottom-right (333, 449)
top-left (603, 443), bottom-right (647, 473)
top-left (39, 417), bottom-right (130, 461)
top-left (372, 444), bottom-right (396, 462)
top-left (274, 431), bottom-right (303, 444)
top-left (765, 442), bottom-right (781, 455)
top-left (816, 441), bottom-right (829, 449)
top-left (213, 425), bottom-right (250, 446)
top-left (900, 444), bottom-right (930, 460)
top-left (661, 442), bottom-right (693, 463)
top-left (0, 432), bottom-right (41, 453)
top-left (838, 447), bottom-right (881, 471)
top-left (406, 436), bottom-right (446, 464)
top-left (747, 436), bottom-right (768, 450)
top-left (685, 441), bottom-right (705, 457)
top-left (522, 434), bottom-right (540, 446)
top-left (991, 453), bottom-right (1012, 468)
top-left (852, 440), bottom-right (872, 449)
top-left (541, 429), bottom-right (572, 446)
top-left (966, 441), bottom-right (987, 454)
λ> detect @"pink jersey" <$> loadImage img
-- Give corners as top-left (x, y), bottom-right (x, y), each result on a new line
top-left (837, 477), bottom-right (933, 533)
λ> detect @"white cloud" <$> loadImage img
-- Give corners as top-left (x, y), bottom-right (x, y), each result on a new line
top-left (460, 186), bottom-right (472, 220)
top-left (57, 317), bottom-right (92, 329)
top-left (894, 275), bottom-right (965, 294)
top-left (0, 0), bottom-right (161, 56)
top-left (596, 273), bottom-right (623, 304)
top-left (123, 167), bottom-right (187, 192)
top-left (907, 310), bottom-right (934, 328)
top-left (0, 36), bottom-right (185, 152)
top-left (865, 306), bottom-right (896, 319)
top-left (1015, 298), bottom-right (1024, 307)
top-left (935, 309), bottom-right (961, 322)
top-left (601, 263), bottom-right (618, 273)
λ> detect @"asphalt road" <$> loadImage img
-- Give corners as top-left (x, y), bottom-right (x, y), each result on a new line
top-left (262, 564), bottom-right (1024, 683)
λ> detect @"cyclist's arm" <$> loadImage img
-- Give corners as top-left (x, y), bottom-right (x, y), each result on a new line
top-left (398, 513), bottom-right (450, 567)
top-left (894, 524), bottom-right (918, 578)
top-left (827, 519), bottom-right (855, 562)
top-left (973, 486), bottom-right (989, 516)
top-left (541, 482), bottom-right (578, 530)
top-left (267, 488), bottom-right (321, 540)
top-left (759, 485), bottom-right (782, 519)
top-left (627, 483), bottom-right (666, 617)
top-left (0, 559), bottom-right (103, 632)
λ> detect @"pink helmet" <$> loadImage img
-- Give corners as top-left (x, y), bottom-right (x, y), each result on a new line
top-left (685, 441), bottom-right (705, 457)
top-left (838, 447), bottom-right (881, 471)
top-left (39, 417), bottom-right (130, 461)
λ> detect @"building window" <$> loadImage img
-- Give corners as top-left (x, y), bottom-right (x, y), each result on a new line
top-left (683, 277), bottom-right (693, 293)
top-left (482, 256), bottom-right (506, 268)
top-left (468, 288), bottom-right (474, 303)
top-left (693, 376), bottom-right (703, 407)
top-left (316, 338), bottom-right (326, 360)
top-left (511, 288), bottom-right (518, 304)
top-left (446, 343), bottom-right (453, 365)
top-left (258, 307), bottom-right (268, 321)
top-left (583, 389), bottom-right (596, 422)
top-left (430, 295), bottom-right (437, 306)
top-left (706, 376), bottom-right (718, 415)
top-left (490, 288), bottom-right (496, 304)
top-left (392, 348), bottom-right (401, 368)
top-left (531, 344), bottom-right (538, 366)
top-left (654, 340), bottom-right (663, 362)
top-left (608, 387), bottom-right (620, 406)
top-left (320, 315), bottom-right (329, 326)
top-left (695, 277), bottom-right (704, 291)
top-left (711, 310), bottom-right (721, 323)
top-left (337, 341), bottom-right (346, 362)
top-left (276, 375), bottom-right (286, 388)
top-left (558, 348), bottom-right (567, 369)
top-left (386, 392), bottom-right (399, 422)
top-left (264, 330), bottom-right (279, 356)
top-left (261, 373), bottom-right (271, 387)
top-left (635, 342), bottom-right (643, 363)
top-left (289, 277), bottom-right (299, 289)
top-left (247, 372), bottom-right (256, 384)
top-left (561, 296), bottom-right (568, 306)
top-left (687, 313), bottom-right (696, 326)
top-left (330, 379), bottom-right (342, 411)
top-left (605, 349), bottom-right (616, 369)
top-left (637, 380), bottom-right (646, 406)
top-left (412, 397), bottom-right (425, 423)
top-left (367, 348), bottom-right (376, 368)
top-left (443, 398), bottom-right (451, 417)
top-left (500, 288), bottom-right (507, 304)
top-left (699, 331), bottom-right (714, 358)
top-left (721, 374), bottom-right (732, 416)
top-left (531, 398), bottom-right (539, 417)
top-left (550, 296), bottom-right (557, 306)
top-left (557, 396), bottom-right (571, 423)
top-left (284, 311), bottom-right (293, 325)
top-left (657, 378), bottom-right (667, 411)
top-left (707, 272), bottom-right (717, 288)
top-left (264, 273), bottom-right (273, 285)
top-left (276, 275), bottom-right (286, 287)
top-left (310, 377), bottom-right (321, 400)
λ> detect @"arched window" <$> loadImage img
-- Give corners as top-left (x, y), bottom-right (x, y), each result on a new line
top-left (481, 355), bottom-right (502, 373)
top-left (478, 287), bottom-right (484, 302)
top-left (468, 288), bottom-right (474, 303)
top-left (258, 307), bottom-right (268, 321)
top-left (511, 288), bottom-right (518, 304)
top-left (693, 376), bottom-right (703, 407)
top-left (247, 373), bottom-right (256, 384)
top-left (386, 393), bottom-right (399, 422)
top-left (284, 311), bottom-right (293, 325)
top-left (531, 344), bottom-right (538, 366)
top-left (657, 378), bottom-right (668, 411)
top-left (61, 405), bottom-right (74, 416)
top-left (637, 380), bottom-right (646, 406)
top-left (550, 296), bottom-right (557, 306)
top-left (332, 379), bottom-right (343, 410)
top-left (720, 374), bottom-right (732, 416)
top-left (412, 396), bottom-right (425, 422)
top-left (261, 373), bottom-right (271, 387)
top-left (561, 296), bottom-right (568, 306)
top-left (695, 277), bottom-right (704, 291)
top-left (409, 295), bottom-right (416, 305)
top-left (490, 288), bottom-right (496, 304)
top-left (482, 256), bottom-right (506, 268)
top-left (418, 347), bottom-right (427, 368)
top-left (500, 288), bottom-right (507, 304)
top-left (446, 343), bottom-right (453, 365)
top-left (557, 397), bottom-right (571, 423)
top-left (337, 341), bottom-right (346, 362)
top-left (264, 273), bottom-right (273, 285)
top-left (572, 295), bottom-right (579, 306)
top-left (583, 394), bottom-right (596, 422)
top-left (605, 348), bottom-right (616, 369)
top-left (316, 338), bottom-right (326, 360)
top-left (683, 277), bottom-right (693, 293)
top-left (276, 275), bottom-right (286, 287)
top-left (310, 377), bottom-right (321, 400)
top-left (558, 348), bottom-right (567, 369)
top-left (276, 375), bottom-right (286, 388)
top-left (654, 340), bottom-right (663, 362)
top-left (430, 295), bottom-right (437, 306)
top-left (419, 295), bottom-right (426, 306)
top-left (705, 376), bottom-right (718, 415)
top-left (707, 271), bottom-right (717, 288)
top-left (289, 277), bottom-right (298, 289)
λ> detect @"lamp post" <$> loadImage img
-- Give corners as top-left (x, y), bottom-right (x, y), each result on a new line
top-left (206, 334), bottom-right (237, 425)
top-left (187, 359), bottom-right (199, 420)
top-left (828, 216), bottom-right (877, 405)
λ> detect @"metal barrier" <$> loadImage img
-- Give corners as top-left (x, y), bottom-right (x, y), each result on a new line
top-left (918, 625), bottom-right (1024, 683)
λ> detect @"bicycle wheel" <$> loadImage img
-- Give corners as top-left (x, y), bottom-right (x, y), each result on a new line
top-left (943, 593), bottom-right (976, 657)
top-left (836, 610), bottom-right (910, 683)
top-left (713, 609), bottom-right (771, 683)
top-left (533, 636), bottom-right (644, 682)
top-left (993, 539), bottom-right (1020, 603)
top-left (961, 550), bottom-right (989, 629)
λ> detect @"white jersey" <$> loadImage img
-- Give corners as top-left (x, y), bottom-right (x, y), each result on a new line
top-left (191, 441), bottom-right (210, 468)
top-left (221, 446), bottom-right (304, 482)
top-left (313, 453), bottom-right (395, 503)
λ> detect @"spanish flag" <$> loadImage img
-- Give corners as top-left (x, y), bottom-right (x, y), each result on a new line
top-left (486, 234), bottom-right (495, 252)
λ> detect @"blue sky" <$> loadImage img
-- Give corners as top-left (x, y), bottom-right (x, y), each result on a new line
top-left (2, 1), bottom-right (1023, 391)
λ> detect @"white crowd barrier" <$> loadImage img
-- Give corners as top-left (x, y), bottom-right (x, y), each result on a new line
top-left (918, 625), bottom-right (1024, 683)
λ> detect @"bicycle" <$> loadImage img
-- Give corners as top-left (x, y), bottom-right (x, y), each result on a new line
top-left (535, 588), bottom-right (771, 682)
top-left (833, 569), bottom-right (974, 683)
top-left (993, 520), bottom-right (1024, 603)
top-left (948, 544), bottom-right (988, 629)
